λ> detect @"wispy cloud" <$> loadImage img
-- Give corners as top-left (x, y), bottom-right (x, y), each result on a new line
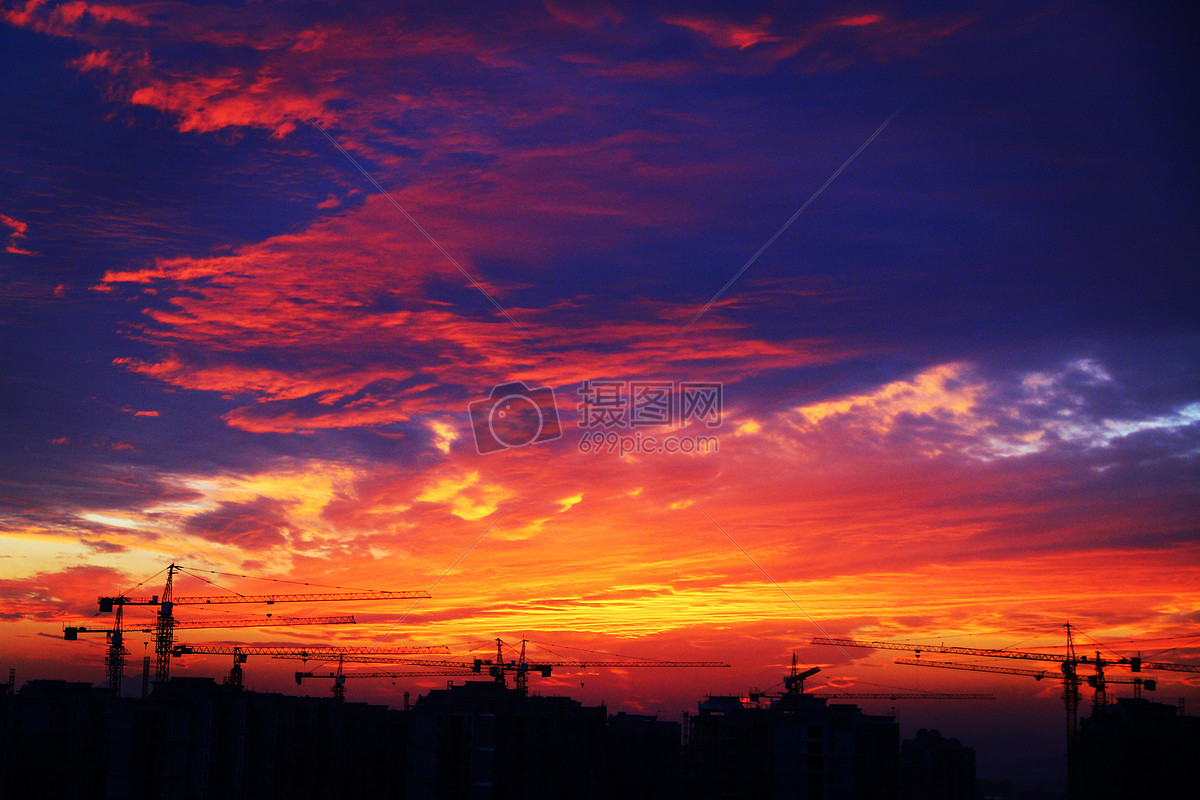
top-left (1, 212), bottom-right (37, 255)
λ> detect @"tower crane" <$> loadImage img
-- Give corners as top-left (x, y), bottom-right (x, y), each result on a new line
top-left (893, 657), bottom-right (1157, 702)
top-left (170, 643), bottom-right (452, 688)
top-left (469, 638), bottom-right (731, 694)
top-left (65, 612), bottom-right (356, 692)
top-left (782, 654), bottom-right (822, 694)
top-left (750, 654), bottom-right (993, 704)
top-left (294, 654), bottom-right (474, 701)
top-left (61, 602), bottom-right (144, 693)
top-left (814, 624), bottom-right (1088, 738)
top-left (97, 563), bottom-right (431, 682)
top-left (290, 637), bottom-right (730, 697)
top-left (814, 625), bottom-right (1196, 735)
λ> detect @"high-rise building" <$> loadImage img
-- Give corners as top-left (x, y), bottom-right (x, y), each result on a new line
top-left (687, 691), bottom-right (899, 800)
top-left (406, 680), bottom-right (606, 800)
top-left (899, 728), bottom-right (975, 800)
top-left (1075, 697), bottom-right (1200, 799)
top-left (0, 677), bottom-right (407, 800)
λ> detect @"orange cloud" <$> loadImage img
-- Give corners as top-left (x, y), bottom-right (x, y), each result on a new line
top-left (4, 377), bottom-right (1197, 709)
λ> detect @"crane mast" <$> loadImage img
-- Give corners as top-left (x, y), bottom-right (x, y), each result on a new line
top-left (152, 564), bottom-right (176, 682)
top-left (105, 604), bottom-right (127, 693)
top-left (1062, 623), bottom-right (1079, 739)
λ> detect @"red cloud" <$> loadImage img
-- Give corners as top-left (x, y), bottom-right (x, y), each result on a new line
top-left (543, 0), bottom-right (624, 30)
top-left (1, 212), bottom-right (37, 255)
top-left (126, 70), bottom-right (326, 137)
top-left (0, 213), bottom-right (28, 236)
top-left (662, 7), bottom-right (971, 72)
top-left (95, 159), bottom-right (846, 432)
top-left (662, 14), bottom-right (782, 50)
top-left (0, 564), bottom-right (129, 622)
top-left (838, 14), bottom-right (884, 27)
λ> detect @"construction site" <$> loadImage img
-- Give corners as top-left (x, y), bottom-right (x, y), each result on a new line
top-left (1, 564), bottom-right (1198, 799)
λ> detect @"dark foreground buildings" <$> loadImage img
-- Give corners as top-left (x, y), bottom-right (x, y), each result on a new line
top-left (407, 680), bottom-right (607, 798)
top-left (687, 692), bottom-right (900, 800)
top-left (20, 675), bottom-right (1197, 799)
top-left (1075, 697), bottom-right (1200, 799)
top-left (899, 728), bottom-right (975, 800)
top-left (0, 677), bottom-right (404, 800)
top-left (1, 676), bottom-right (911, 800)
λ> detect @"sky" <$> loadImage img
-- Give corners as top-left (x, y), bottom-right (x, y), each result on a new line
top-left (1, 0), bottom-right (1198, 782)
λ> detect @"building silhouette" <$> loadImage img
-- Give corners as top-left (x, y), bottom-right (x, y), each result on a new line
top-left (1074, 697), bottom-right (1200, 799)
top-left (686, 692), bottom-right (900, 800)
top-left (605, 711), bottom-right (683, 799)
top-left (405, 680), bottom-right (607, 799)
top-left (0, 680), bottom-right (115, 800)
top-left (899, 728), bottom-right (975, 800)
top-left (0, 677), bottom-right (406, 800)
top-left (1, 675), bottom-right (1003, 800)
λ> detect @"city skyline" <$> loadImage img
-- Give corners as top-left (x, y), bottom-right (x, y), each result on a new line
top-left (1, 0), bottom-right (1198, 785)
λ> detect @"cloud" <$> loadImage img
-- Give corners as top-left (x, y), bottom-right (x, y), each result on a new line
top-left (543, 0), bottom-right (624, 30)
top-left (80, 537), bottom-right (128, 553)
top-left (788, 359), bottom-right (1200, 462)
top-left (1, 212), bottom-right (38, 255)
top-left (662, 14), bottom-right (785, 51)
top-left (0, 565), bottom-right (128, 622)
top-left (796, 362), bottom-right (985, 430)
top-left (661, 7), bottom-right (973, 73)
top-left (95, 188), bottom-right (847, 434)
top-left (183, 495), bottom-right (297, 550)
top-left (415, 470), bottom-right (514, 521)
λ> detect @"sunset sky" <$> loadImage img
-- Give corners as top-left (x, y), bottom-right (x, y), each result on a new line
top-left (1, 0), bottom-right (1197, 779)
